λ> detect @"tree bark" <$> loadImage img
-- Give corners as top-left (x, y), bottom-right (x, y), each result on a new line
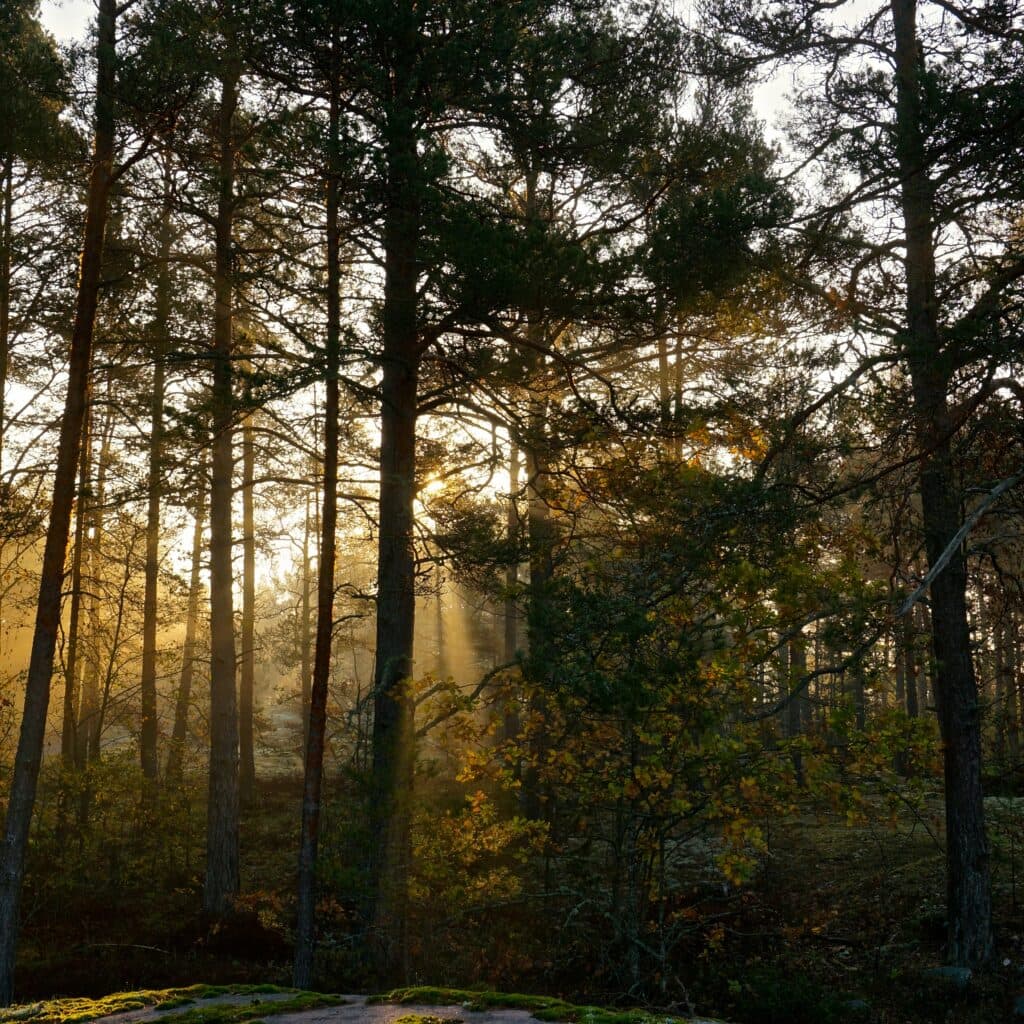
top-left (239, 400), bottom-right (257, 804)
top-left (78, 400), bottom-right (113, 767)
top-left (0, 0), bottom-right (116, 1003)
top-left (300, 492), bottom-right (312, 741)
top-left (293, 61), bottom-right (341, 988)
top-left (60, 412), bottom-right (93, 766)
top-left (139, 165), bottom-right (173, 787)
top-left (0, 157), bottom-right (11, 476)
top-left (204, 61), bottom-right (241, 919)
top-left (890, 0), bottom-right (992, 967)
top-left (370, 24), bottom-right (420, 975)
top-left (166, 453), bottom-right (208, 782)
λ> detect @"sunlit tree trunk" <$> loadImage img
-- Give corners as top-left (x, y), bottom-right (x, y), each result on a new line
top-left (60, 413), bottom-right (93, 765)
top-left (139, 164), bottom-right (173, 787)
top-left (204, 60), bottom-right (241, 918)
top-left (166, 452), bottom-right (207, 783)
top-left (239, 400), bottom-right (257, 804)
top-left (891, 0), bottom-right (991, 967)
top-left (0, 0), bottom-right (116, 1002)
top-left (501, 439), bottom-right (521, 752)
top-left (79, 394), bottom-right (114, 767)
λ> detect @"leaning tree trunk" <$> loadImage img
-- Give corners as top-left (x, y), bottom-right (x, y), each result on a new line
top-left (0, 0), bottom-right (116, 1003)
top-left (204, 61), bottom-right (241, 918)
top-left (293, 62), bottom-right (342, 988)
top-left (890, 0), bottom-right (992, 968)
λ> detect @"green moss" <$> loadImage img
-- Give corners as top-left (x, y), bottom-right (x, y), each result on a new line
top-left (0, 986), bottom-right (343, 1024)
top-left (371, 987), bottom-right (696, 1024)
top-left (155, 992), bottom-right (345, 1024)
top-left (394, 1016), bottom-right (464, 1024)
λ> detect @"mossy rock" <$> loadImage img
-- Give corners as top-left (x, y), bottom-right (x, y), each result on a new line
top-left (373, 987), bottom-right (719, 1024)
top-left (0, 986), bottom-right (344, 1024)
top-left (394, 1016), bottom-right (464, 1024)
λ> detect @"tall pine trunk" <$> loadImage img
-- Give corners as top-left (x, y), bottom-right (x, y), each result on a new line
top-left (139, 164), bottom-right (173, 786)
top-left (204, 61), bottom-right (241, 918)
top-left (0, 0), bottom-right (116, 1002)
top-left (293, 62), bottom-right (341, 988)
top-left (370, 33), bottom-right (420, 976)
top-left (890, 0), bottom-right (992, 967)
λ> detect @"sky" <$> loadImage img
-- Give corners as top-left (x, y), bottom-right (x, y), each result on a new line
top-left (40, 0), bottom-right (92, 43)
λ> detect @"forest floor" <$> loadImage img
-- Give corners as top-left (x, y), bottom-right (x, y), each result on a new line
top-left (12, 776), bottom-right (1024, 1024)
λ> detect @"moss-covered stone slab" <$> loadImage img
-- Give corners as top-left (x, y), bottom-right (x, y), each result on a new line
top-left (0, 986), bottom-right (345, 1024)
top-left (371, 987), bottom-right (727, 1024)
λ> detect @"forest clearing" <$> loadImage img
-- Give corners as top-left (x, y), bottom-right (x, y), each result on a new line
top-left (1, 0), bottom-right (1022, 1021)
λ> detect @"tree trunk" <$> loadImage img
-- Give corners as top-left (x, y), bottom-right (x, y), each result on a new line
top-left (78, 400), bottom-right (113, 767)
top-left (293, 64), bottom-right (341, 987)
top-left (890, 0), bottom-right (992, 967)
top-left (166, 453), bottom-right (208, 782)
top-left (991, 596), bottom-right (1007, 765)
top-left (300, 493), bottom-right (312, 741)
top-left (0, 0), bottom-right (116, 1002)
top-left (787, 634), bottom-right (806, 784)
top-left (1001, 613), bottom-right (1019, 768)
top-left (204, 61), bottom-right (241, 919)
top-left (60, 412), bottom-right (93, 765)
top-left (139, 166), bottom-right (173, 787)
top-left (239, 402), bottom-right (256, 804)
top-left (0, 156), bottom-right (11, 476)
top-left (370, 41), bottom-right (420, 977)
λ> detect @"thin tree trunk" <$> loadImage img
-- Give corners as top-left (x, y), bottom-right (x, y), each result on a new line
top-left (139, 165), bottom-right (173, 787)
top-left (239, 403), bottom-right (256, 804)
top-left (891, 0), bottom-right (992, 967)
top-left (0, 0), bottom-right (116, 1002)
top-left (166, 453), bottom-right (208, 782)
top-left (300, 493), bottom-right (312, 740)
top-left (903, 609), bottom-right (919, 718)
top-left (0, 156), bottom-right (12, 476)
top-left (501, 439), bottom-right (521, 751)
top-left (1001, 613), bottom-right (1019, 767)
top-left (79, 400), bottom-right (113, 767)
top-left (60, 412), bottom-right (93, 765)
top-left (656, 334), bottom-right (671, 429)
top-left (204, 60), bottom-right (241, 919)
top-left (991, 595), bottom-right (1007, 765)
top-left (790, 635), bottom-right (807, 769)
top-left (293, 61), bottom-right (341, 987)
